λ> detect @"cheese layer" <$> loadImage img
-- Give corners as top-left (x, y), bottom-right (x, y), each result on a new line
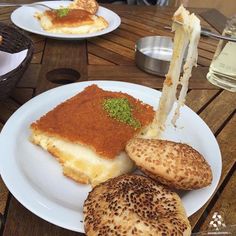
top-left (31, 131), bottom-right (135, 186)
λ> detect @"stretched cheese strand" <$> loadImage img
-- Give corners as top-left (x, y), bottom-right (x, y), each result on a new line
top-left (141, 5), bottom-right (201, 139)
top-left (172, 13), bottom-right (201, 125)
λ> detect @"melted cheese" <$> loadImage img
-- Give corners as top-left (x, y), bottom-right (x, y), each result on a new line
top-left (31, 132), bottom-right (135, 186)
top-left (142, 5), bottom-right (201, 139)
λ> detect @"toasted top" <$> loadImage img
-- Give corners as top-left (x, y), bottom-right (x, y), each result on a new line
top-left (126, 138), bottom-right (213, 190)
top-left (31, 85), bottom-right (154, 159)
top-left (69, 0), bottom-right (99, 15)
top-left (83, 174), bottom-right (191, 236)
top-left (44, 9), bottom-right (95, 27)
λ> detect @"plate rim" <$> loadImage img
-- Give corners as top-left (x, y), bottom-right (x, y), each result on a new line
top-left (10, 1), bottom-right (121, 39)
top-left (0, 80), bottom-right (222, 233)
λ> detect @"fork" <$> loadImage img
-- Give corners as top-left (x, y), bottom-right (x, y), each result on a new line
top-left (164, 22), bottom-right (236, 43)
top-left (0, 2), bottom-right (54, 10)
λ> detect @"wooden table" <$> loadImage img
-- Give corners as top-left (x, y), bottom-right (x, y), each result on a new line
top-left (0, 4), bottom-right (235, 235)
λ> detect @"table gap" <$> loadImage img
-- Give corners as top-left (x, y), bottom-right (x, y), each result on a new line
top-left (0, 193), bottom-right (12, 236)
top-left (215, 109), bottom-right (236, 137)
top-left (196, 90), bottom-right (222, 115)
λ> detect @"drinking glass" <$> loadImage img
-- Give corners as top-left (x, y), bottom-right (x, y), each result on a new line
top-left (207, 15), bottom-right (236, 92)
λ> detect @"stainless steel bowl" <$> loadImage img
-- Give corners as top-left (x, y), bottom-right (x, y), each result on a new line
top-left (135, 36), bottom-right (173, 76)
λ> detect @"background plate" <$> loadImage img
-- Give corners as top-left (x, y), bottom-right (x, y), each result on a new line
top-left (0, 81), bottom-right (222, 233)
top-left (11, 1), bottom-right (121, 39)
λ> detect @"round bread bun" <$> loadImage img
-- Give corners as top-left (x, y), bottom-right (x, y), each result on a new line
top-left (125, 138), bottom-right (213, 190)
top-left (69, 0), bottom-right (99, 15)
top-left (83, 174), bottom-right (191, 236)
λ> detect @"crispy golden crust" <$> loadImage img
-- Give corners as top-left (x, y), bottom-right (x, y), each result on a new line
top-left (125, 138), bottom-right (213, 190)
top-left (69, 0), bottom-right (99, 15)
top-left (45, 9), bottom-right (94, 27)
top-left (83, 174), bottom-right (191, 236)
top-left (36, 9), bottom-right (108, 34)
top-left (30, 85), bottom-right (154, 159)
top-left (63, 163), bottom-right (90, 184)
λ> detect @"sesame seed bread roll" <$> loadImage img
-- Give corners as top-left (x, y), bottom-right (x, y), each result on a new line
top-left (83, 174), bottom-right (191, 236)
top-left (125, 138), bottom-right (213, 190)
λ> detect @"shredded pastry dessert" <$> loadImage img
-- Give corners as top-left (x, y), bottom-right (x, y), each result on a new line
top-left (30, 85), bottom-right (154, 186)
top-left (34, 0), bottom-right (108, 34)
top-left (142, 5), bottom-right (201, 138)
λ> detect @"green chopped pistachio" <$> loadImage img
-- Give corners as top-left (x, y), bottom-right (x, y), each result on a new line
top-left (103, 98), bottom-right (141, 129)
top-left (56, 8), bottom-right (69, 17)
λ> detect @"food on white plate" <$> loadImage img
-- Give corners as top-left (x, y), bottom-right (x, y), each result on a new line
top-left (69, 0), bottom-right (98, 15)
top-left (126, 138), bottom-right (213, 190)
top-left (124, 6), bottom-right (212, 191)
top-left (30, 85), bottom-right (155, 186)
top-left (142, 5), bottom-right (201, 139)
top-left (83, 174), bottom-right (191, 236)
top-left (34, 0), bottom-right (108, 34)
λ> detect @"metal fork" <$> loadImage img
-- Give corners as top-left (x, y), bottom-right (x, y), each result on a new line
top-left (0, 2), bottom-right (54, 10)
top-left (164, 22), bottom-right (236, 43)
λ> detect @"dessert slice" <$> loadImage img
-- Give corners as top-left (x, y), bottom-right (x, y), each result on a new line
top-left (35, 8), bottom-right (108, 34)
top-left (30, 85), bottom-right (154, 186)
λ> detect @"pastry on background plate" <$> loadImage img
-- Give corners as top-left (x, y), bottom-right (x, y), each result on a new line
top-left (69, 0), bottom-right (99, 14)
top-left (34, 0), bottom-right (108, 34)
top-left (83, 174), bottom-right (191, 236)
top-left (126, 138), bottom-right (213, 190)
top-left (30, 85), bottom-right (155, 186)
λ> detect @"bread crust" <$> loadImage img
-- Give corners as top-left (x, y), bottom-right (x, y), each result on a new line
top-left (83, 174), bottom-right (191, 236)
top-left (125, 138), bottom-right (213, 190)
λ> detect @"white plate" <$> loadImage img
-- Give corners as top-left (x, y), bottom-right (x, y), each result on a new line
top-left (0, 81), bottom-right (221, 233)
top-left (11, 1), bottom-right (121, 39)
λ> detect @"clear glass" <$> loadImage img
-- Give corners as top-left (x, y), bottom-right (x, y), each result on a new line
top-left (207, 15), bottom-right (236, 92)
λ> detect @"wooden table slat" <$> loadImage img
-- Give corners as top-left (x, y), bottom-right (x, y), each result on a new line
top-left (199, 90), bottom-right (236, 134)
top-left (199, 165), bottom-right (236, 232)
top-left (88, 42), bottom-right (134, 65)
top-left (11, 88), bottom-right (34, 105)
top-left (186, 89), bottom-right (220, 113)
top-left (199, 9), bottom-right (228, 33)
top-left (0, 99), bottom-right (20, 123)
top-left (88, 37), bottom-right (134, 60)
top-left (0, 177), bottom-right (9, 216)
top-left (35, 39), bottom-right (87, 95)
top-left (88, 53), bottom-right (115, 65)
top-left (190, 114), bottom-right (236, 231)
top-left (17, 64), bottom-right (42, 88)
top-left (3, 198), bottom-right (83, 236)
